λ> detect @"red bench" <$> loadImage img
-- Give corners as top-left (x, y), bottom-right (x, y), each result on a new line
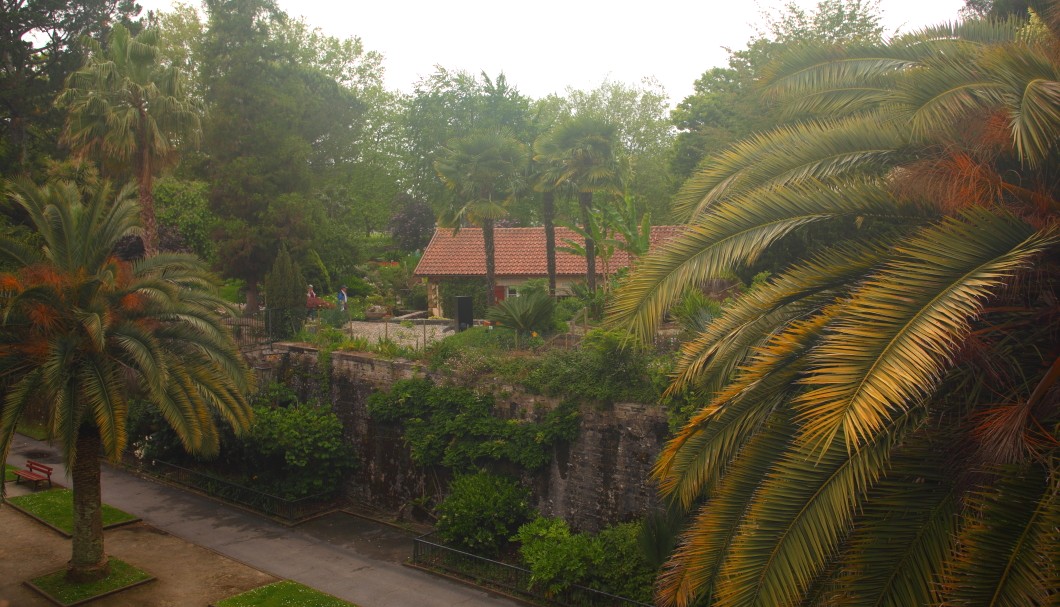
top-left (13, 460), bottom-right (53, 488)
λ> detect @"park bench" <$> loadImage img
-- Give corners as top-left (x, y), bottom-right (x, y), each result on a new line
top-left (12, 460), bottom-right (53, 488)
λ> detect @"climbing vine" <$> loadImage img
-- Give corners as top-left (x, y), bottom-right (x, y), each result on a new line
top-left (367, 379), bottom-right (579, 472)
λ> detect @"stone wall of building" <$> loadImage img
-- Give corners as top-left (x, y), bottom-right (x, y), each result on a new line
top-left (246, 343), bottom-right (670, 532)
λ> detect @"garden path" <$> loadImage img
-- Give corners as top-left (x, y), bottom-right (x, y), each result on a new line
top-left (4, 433), bottom-right (522, 607)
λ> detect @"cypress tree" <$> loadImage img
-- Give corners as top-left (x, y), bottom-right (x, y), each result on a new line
top-left (264, 244), bottom-right (306, 338)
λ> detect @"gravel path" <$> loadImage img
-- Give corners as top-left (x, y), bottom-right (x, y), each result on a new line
top-left (340, 320), bottom-right (454, 349)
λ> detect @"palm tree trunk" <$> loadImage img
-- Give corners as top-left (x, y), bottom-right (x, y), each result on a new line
top-left (543, 191), bottom-right (557, 296)
top-left (483, 218), bottom-right (497, 306)
top-left (67, 426), bottom-right (109, 583)
top-left (139, 143), bottom-right (158, 256)
top-left (579, 192), bottom-right (596, 291)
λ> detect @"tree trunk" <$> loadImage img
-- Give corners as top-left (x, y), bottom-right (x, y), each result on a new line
top-left (139, 143), bottom-right (158, 256)
top-left (483, 218), bottom-right (497, 306)
top-left (67, 426), bottom-right (109, 583)
top-left (579, 192), bottom-right (596, 292)
top-left (543, 191), bottom-right (557, 296)
top-left (245, 284), bottom-right (261, 317)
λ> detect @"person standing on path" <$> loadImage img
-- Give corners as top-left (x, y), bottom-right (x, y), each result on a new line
top-left (337, 285), bottom-right (348, 312)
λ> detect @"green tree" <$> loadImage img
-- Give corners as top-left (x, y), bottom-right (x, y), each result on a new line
top-left (200, 0), bottom-right (365, 312)
top-left (0, 178), bottom-right (252, 582)
top-left (611, 10), bottom-right (1059, 607)
top-left (535, 115), bottom-right (620, 292)
top-left (0, 0), bottom-right (140, 174)
top-left (263, 244), bottom-right (306, 338)
top-left (434, 129), bottom-right (528, 306)
top-left (57, 23), bottom-right (204, 255)
top-left (566, 79), bottom-right (675, 223)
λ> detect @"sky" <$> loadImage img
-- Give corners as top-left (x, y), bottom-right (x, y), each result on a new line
top-left (139, 0), bottom-right (967, 105)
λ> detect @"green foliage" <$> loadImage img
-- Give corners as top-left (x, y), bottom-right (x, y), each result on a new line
top-left (216, 581), bottom-right (355, 607)
top-left (669, 287), bottom-right (724, 335)
top-left (366, 379), bottom-right (579, 472)
top-left (154, 177), bottom-right (217, 261)
top-left (130, 383), bottom-right (355, 500)
top-left (523, 329), bottom-right (662, 404)
top-left (435, 472), bottom-right (533, 556)
top-left (514, 516), bottom-right (656, 601)
top-left (341, 275), bottom-right (373, 298)
top-left (485, 291), bottom-right (555, 336)
top-left (300, 248), bottom-right (331, 294)
top-left (218, 279), bottom-right (246, 304)
top-left (263, 245), bottom-right (306, 338)
top-left (232, 398), bottom-right (355, 498)
top-left (438, 277), bottom-right (489, 318)
top-left (514, 517), bottom-right (601, 594)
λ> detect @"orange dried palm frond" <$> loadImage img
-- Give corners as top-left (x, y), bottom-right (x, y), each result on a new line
top-left (971, 399), bottom-right (1058, 465)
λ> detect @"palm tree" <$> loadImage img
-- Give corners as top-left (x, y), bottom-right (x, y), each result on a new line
top-left (0, 178), bottom-right (253, 582)
top-left (610, 8), bottom-right (1059, 607)
top-left (435, 129), bottom-right (528, 306)
top-left (536, 115), bottom-right (619, 292)
top-left (57, 23), bottom-right (204, 256)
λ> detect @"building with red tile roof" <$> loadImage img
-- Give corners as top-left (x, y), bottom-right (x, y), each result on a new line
top-left (414, 225), bottom-right (684, 316)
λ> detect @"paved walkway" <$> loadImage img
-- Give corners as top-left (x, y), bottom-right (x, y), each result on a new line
top-left (5, 434), bottom-right (521, 607)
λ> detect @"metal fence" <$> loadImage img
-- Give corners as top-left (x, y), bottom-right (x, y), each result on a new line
top-left (224, 308), bottom-right (307, 348)
top-left (144, 460), bottom-right (335, 523)
top-left (411, 533), bottom-right (653, 607)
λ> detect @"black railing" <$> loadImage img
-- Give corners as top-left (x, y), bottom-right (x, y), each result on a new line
top-left (144, 460), bottom-right (335, 523)
top-left (224, 307), bottom-right (308, 348)
top-left (411, 533), bottom-right (653, 607)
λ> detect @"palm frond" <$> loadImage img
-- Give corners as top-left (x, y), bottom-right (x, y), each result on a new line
top-left (795, 211), bottom-right (1058, 454)
top-left (937, 465), bottom-right (1058, 607)
top-left (672, 115), bottom-right (907, 221)
top-left (716, 410), bottom-right (918, 607)
top-left (667, 238), bottom-right (895, 396)
top-left (657, 312), bottom-right (829, 509)
top-left (829, 438), bottom-right (961, 607)
top-left (657, 413), bottom-right (795, 607)
top-left (609, 179), bottom-right (915, 342)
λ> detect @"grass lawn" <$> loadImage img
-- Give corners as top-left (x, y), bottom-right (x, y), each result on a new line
top-left (28, 558), bottom-right (152, 606)
top-left (215, 580), bottom-right (358, 607)
top-left (6, 488), bottom-right (138, 535)
top-left (16, 420), bottom-right (49, 440)
top-left (3, 463), bottom-right (16, 483)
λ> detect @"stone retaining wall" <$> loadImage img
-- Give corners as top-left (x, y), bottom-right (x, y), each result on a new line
top-left (246, 343), bottom-right (669, 532)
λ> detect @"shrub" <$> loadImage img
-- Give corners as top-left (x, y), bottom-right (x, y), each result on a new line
top-left (435, 472), bottom-right (533, 556)
top-left (515, 517), bottom-right (656, 601)
top-left (522, 329), bottom-right (661, 404)
top-left (366, 378), bottom-right (579, 471)
top-left (485, 291), bottom-right (555, 336)
top-left (514, 517), bottom-right (600, 594)
top-left (235, 400), bottom-right (356, 498)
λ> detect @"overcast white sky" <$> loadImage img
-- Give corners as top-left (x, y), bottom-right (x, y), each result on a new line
top-left (140, 0), bottom-right (966, 104)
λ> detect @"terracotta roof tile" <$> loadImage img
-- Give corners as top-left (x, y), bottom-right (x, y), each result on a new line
top-left (414, 225), bottom-right (685, 277)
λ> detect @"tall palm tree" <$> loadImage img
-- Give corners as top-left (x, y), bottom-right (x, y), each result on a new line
top-left (610, 8), bottom-right (1059, 607)
top-left (57, 23), bottom-right (204, 256)
top-left (435, 129), bottom-right (528, 306)
top-left (536, 115), bottom-right (619, 292)
top-left (0, 179), bottom-right (253, 582)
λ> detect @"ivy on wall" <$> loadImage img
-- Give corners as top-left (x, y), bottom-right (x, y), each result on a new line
top-left (366, 378), bottom-right (579, 472)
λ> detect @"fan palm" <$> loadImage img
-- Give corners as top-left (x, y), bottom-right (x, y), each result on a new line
top-left (610, 8), bottom-right (1059, 607)
top-left (57, 23), bottom-right (204, 256)
top-left (0, 178), bottom-right (252, 582)
top-left (435, 129), bottom-right (528, 306)
top-left (535, 115), bottom-right (620, 292)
